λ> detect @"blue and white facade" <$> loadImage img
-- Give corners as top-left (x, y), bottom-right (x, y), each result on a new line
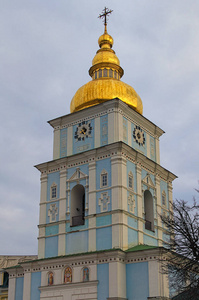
top-left (7, 99), bottom-right (176, 300)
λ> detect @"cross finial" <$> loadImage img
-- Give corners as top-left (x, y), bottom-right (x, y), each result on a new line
top-left (98, 7), bottom-right (113, 33)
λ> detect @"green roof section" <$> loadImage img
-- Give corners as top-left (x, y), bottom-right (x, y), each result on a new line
top-left (126, 244), bottom-right (160, 252)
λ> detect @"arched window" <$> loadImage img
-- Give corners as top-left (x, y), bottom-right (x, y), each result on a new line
top-left (83, 267), bottom-right (89, 282)
top-left (48, 272), bottom-right (54, 285)
top-left (94, 71), bottom-right (97, 79)
top-left (100, 169), bottom-right (108, 188)
top-left (162, 190), bottom-right (166, 206)
top-left (114, 70), bottom-right (117, 79)
top-left (70, 184), bottom-right (85, 227)
top-left (50, 183), bottom-right (57, 200)
top-left (64, 267), bottom-right (72, 283)
top-left (144, 190), bottom-right (154, 231)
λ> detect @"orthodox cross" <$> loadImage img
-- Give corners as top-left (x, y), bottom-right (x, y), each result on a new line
top-left (98, 7), bottom-right (113, 32)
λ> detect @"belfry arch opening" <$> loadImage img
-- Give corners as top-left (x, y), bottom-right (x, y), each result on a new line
top-left (144, 190), bottom-right (154, 231)
top-left (70, 184), bottom-right (85, 227)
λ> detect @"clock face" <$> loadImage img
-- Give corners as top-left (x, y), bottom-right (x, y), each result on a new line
top-left (133, 126), bottom-right (145, 146)
top-left (74, 121), bottom-right (92, 141)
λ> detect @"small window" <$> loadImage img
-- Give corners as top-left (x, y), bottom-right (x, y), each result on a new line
top-left (51, 183), bottom-right (57, 199)
top-left (162, 191), bottom-right (166, 206)
top-left (109, 69), bottom-right (113, 78)
top-left (114, 70), bottom-right (117, 79)
top-left (103, 68), bottom-right (108, 77)
top-left (99, 69), bottom-right (102, 78)
top-left (128, 172), bottom-right (134, 190)
top-left (102, 174), bottom-right (107, 186)
top-left (94, 71), bottom-right (97, 79)
top-left (100, 169), bottom-right (108, 188)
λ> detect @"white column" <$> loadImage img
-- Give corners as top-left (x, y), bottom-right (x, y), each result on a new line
top-left (38, 227), bottom-right (45, 259)
top-left (136, 163), bottom-right (144, 244)
top-left (148, 260), bottom-right (159, 297)
top-left (155, 136), bottom-right (160, 164)
top-left (23, 271), bottom-right (31, 300)
top-left (111, 156), bottom-right (127, 250)
top-left (39, 174), bottom-right (47, 224)
top-left (88, 161), bottom-right (96, 251)
top-left (156, 175), bottom-right (163, 245)
top-left (53, 127), bottom-right (60, 160)
top-left (8, 275), bottom-right (16, 300)
top-left (168, 181), bottom-right (173, 213)
top-left (59, 169), bottom-right (67, 221)
top-left (109, 261), bottom-right (126, 298)
top-left (128, 119), bottom-right (132, 147)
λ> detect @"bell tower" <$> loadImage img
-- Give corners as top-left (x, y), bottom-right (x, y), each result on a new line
top-left (36, 8), bottom-right (176, 260)
top-left (7, 9), bottom-right (176, 300)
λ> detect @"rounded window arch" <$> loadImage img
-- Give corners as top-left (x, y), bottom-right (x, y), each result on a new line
top-left (70, 184), bottom-right (85, 226)
top-left (144, 190), bottom-right (154, 231)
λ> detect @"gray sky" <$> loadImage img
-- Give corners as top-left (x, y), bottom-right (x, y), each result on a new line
top-left (0, 1), bottom-right (199, 255)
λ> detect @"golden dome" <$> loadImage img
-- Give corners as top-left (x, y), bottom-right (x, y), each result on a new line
top-left (70, 27), bottom-right (143, 114)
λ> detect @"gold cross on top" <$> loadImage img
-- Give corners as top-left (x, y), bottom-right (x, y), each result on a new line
top-left (98, 7), bottom-right (113, 31)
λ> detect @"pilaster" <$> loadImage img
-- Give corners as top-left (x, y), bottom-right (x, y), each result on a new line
top-left (59, 169), bottom-right (67, 221)
top-left (8, 276), bottom-right (15, 300)
top-left (156, 175), bottom-right (163, 245)
top-left (23, 271), bottom-right (31, 300)
top-left (39, 174), bottom-right (47, 225)
top-left (136, 163), bottom-right (144, 244)
top-left (53, 127), bottom-right (60, 160)
top-left (58, 223), bottom-right (66, 256)
top-left (155, 136), bottom-right (160, 164)
top-left (109, 261), bottom-right (126, 299)
top-left (88, 161), bottom-right (96, 215)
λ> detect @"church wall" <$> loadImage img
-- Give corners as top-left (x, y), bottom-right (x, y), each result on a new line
top-left (65, 231), bottom-right (88, 254)
top-left (15, 277), bottom-right (24, 300)
top-left (96, 215), bottom-right (112, 227)
top-left (30, 272), bottom-right (41, 300)
top-left (126, 261), bottom-right (149, 300)
top-left (131, 123), bottom-right (147, 157)
top-left (51, 99), bottom-right (162, 165)
top-left (45, 236), bottom-right (58, 258)
top-left (96, 227), bottom-right (112, 251)
top-left (128, 227), bottom-right (138, 247)
top-left (47, 172), bottom-right (60, 201)
top-left (100, 114), bottom-right (108, 146)
top-left (73, 119), bottom-right (95, 155)
top-left (97, 263), bottom-right (109, 300)
top-left (60, 128), bottom-right (67, 158)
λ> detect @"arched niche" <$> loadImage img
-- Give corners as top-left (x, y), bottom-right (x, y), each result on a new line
top-left (144, 190), bottom-right (154, 231)
top-left (70, 184), bottom-right (85, 226)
